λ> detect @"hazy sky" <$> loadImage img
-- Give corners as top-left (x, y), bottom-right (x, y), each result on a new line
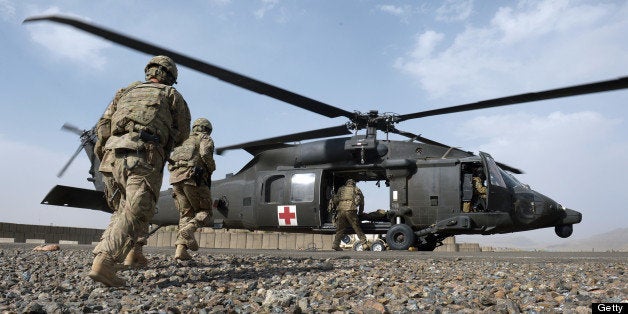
top-left (1, 0), bottom-right (626, 247)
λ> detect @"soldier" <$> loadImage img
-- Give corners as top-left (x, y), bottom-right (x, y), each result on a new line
top-left (90, 55), bottom-right (191, 287)
top-left (168, 118), bottom-right (216, 260)
top-left (462, 166), bottom-right (488, 213)
top-left (472, 168), bottom-right (487, 211)
top-left (331, 179), bottom-right (369, 251)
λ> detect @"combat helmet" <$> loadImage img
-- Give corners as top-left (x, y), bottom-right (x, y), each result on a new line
top-left (346, 179), bottom-right (355, 185)
top-left (193, 118), bottom-right (212, 133)
top-left (145, 55), bottom-right (178, 85)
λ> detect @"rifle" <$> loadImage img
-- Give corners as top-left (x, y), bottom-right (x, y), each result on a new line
top-left (193, 166), bottom-right (211, 188)
top-left (138, 129), bottom-right (160, 143)
top-left (192, 166), bottom-right (204, 186)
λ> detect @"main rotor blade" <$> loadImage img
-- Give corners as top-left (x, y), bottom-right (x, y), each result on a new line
top-left (24, 15), bottom-right (353, 119)
top-left (496, 162), bottom-right (523, 175)
top-left (216, 124), bottom-right (351, 155)
top-left (61, 123), bottom-right (84, 136)
top-left (389, 127), bottom-right (450, 148)
top-left (398, 76), bottom-right (628, 122)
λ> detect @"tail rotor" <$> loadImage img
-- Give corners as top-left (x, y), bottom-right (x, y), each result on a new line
top-left (57, 123), bottom-right (97, 178)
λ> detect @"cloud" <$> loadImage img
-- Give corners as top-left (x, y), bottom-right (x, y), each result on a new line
top-left (436, 0), bottom-right (473, 22)
top-left (457, 111), bottom-right (622, 178)
top-left (378, 5), bottom-right (405, 16)
top-left (395, 0), bottom-right (628, 100)
top-left (377, 4), bottom-right (415, 23)
top-left (24, 7), bottom-right (111, 70)
top-left (458, 111), bottom-right (618, 148)
top-left (456, 111), bottom-right (628, 237)
top-left (409, 30), bottom-right (444, 60)
top-left (0, 0), bottom-right (15, 22)
top-left (491, 0), bottom-right (609, 44)
top-left (0, 134), bottom-right (107, 228)
top-left (254, 0), bottom-right (279, 19)
top-left (209, 0), bottom-right (231, 6)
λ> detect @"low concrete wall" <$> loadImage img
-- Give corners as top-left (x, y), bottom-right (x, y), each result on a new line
top-left (0, 222), bottom-right (102, 245)
top-left (0, 222), bottom-right (481, 252)
top-left (147, 228), bottom-right (335, 251)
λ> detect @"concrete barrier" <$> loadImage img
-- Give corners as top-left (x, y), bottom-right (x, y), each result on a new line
top-left (0, 222), bottom-right (481, 252)
top-left (0, 222), bottom-right (102, 245)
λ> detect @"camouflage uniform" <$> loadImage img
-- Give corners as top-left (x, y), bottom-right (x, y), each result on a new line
top-left (331, 179), bottom-right (368, 251)
top-left (168, 118), bottom-right (216, 260)
top-left (472, 176), bottom-right (487, 211)
top-left (90, 56), bottom-right (190, 287)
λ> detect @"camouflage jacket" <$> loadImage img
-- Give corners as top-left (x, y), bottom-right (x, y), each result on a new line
top-left (96, 81), bottom-right (190, 172)
top-left (168, 131), bottom-right (215, 185)
top-left (333, 185), bottom-right (364, 213)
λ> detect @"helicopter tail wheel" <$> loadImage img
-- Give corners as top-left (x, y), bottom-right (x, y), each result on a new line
top-left (555, 224), bottom-right (573, 238)
top-left (370, 239), bottom-right (387, 252)
top-left (386, 224), bottom-right (415, 251)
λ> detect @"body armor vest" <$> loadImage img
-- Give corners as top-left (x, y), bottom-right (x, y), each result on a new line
top-left (111, 82), bottom-right (173, 147)
top-left (337, 185), bottom-right (359, 211)
top-left (170, 133), bottom-right (201, 168)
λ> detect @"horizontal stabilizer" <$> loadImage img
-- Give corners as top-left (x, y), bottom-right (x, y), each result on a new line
top-left (41, 185), bottom-right (113, 214)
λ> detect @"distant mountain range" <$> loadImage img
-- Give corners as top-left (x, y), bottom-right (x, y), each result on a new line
top-left (458, 227), bottom-right (628, 252)
top-left (544, 227), bottom-right (628, 252)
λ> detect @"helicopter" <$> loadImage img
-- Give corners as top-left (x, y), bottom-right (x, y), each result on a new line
top-left (28, 15), bottom-right (628, 251)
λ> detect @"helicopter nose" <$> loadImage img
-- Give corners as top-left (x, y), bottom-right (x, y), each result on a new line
top-left (513, 190), bottom-right (562, 225)
top-left (542, 198), bottom-right (561, 215)
top-left (557, 207), bottom-right (582, 225)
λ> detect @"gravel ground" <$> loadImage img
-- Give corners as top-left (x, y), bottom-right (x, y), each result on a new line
top-left (0, 244), bottom-right (625, 313)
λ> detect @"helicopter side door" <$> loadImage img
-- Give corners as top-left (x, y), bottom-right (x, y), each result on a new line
top-left (480, 152), bottom-right (513, 212)
top-left (255, 170), bottom-right (323, 228)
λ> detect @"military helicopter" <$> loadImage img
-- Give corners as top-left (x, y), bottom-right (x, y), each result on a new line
top-left (28, 15), bottom-right (628, 251)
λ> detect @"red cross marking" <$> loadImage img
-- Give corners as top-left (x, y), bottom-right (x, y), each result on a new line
top-left (278, 206), bottom-right (296, 225)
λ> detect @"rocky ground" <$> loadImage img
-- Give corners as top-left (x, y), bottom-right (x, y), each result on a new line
top-left (0, 244), bottom-right (625, 313)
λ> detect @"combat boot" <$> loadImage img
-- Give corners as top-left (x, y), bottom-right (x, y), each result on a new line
top-left (88, 253), bottom-right (126, 287)
top-left (179, 226), bottom-right (199, 251)
top-left (123, 247), bottom-right (148, 268)
top-left (332, 244), bottom-right (343, 251)
top-left (175, 244), bottom-right (193, 260)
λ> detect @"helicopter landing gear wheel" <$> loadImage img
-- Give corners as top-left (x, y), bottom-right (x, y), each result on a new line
top-left (341, 235), bottom-right (352, 245)
top-left (370, 239), bottom-right (387, 252)
top-left (386, 224), bottom-right (415, 251)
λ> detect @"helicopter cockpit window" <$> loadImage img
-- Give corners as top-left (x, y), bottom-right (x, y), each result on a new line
top-left (290, 173), bottom-right (316, 203)
top-left (499, 168), bottom-right (524, 189)
top-left (484, 156), bottom-right (507, 189)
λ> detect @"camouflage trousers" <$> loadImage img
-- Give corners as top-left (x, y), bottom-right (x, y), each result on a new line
top-left (172, 180), bottom-right (212, 248)
top-left (333, 210), bottom-right (367, 247)
top-left (94, 152), bottom-right (163, 262)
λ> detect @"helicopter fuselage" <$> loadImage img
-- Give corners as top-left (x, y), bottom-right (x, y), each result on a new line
top-left (42, 133), bottom-right (582, 251)
top-left (149, 136), bottom-right (582, 249)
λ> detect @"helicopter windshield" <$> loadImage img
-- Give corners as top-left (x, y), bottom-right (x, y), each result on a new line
top-left (499, 168), bottom-right (525, 189)
top-left (482, 152), bottom-right (525, 190)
